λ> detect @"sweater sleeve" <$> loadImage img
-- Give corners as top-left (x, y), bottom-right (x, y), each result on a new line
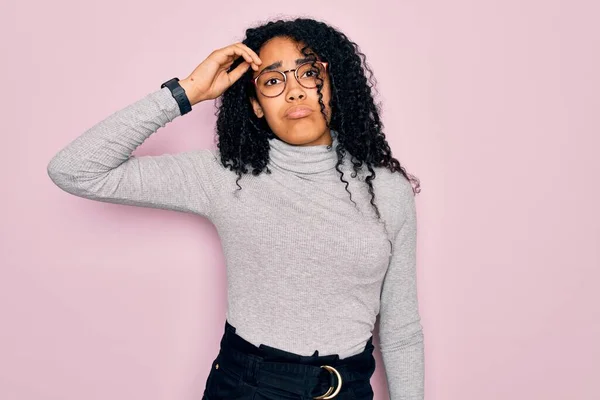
top-left (47, 87), bottom-right (218, 219)
top-left (378, 177), bottom-right (425, 400)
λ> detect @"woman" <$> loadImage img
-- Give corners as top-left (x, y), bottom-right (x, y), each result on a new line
top-left (48, 17), bottom-right (424, 400)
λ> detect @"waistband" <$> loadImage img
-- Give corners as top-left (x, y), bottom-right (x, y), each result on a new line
top-left (216, 320), bottom-right (376, 398)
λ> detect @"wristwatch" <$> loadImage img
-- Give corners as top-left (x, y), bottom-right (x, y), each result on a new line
top-left (160, 77), bottom-right (192, 116)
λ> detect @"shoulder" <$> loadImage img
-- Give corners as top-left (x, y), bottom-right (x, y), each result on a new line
top-left (173, 148), bottom-right (230, 185)
top-left (368, 166), bottom-right (416, 232)
top-left (370, 166), bottom-right (414, 204)
top-left (187, 148), bottom-right (223, 170)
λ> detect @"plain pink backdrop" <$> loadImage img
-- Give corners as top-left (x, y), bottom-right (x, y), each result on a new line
top-left (1, 0), bottom-right (599, 399)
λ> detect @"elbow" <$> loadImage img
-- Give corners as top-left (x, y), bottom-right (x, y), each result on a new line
top-left (47, 152), bottom-right (87, 195)
top-left (379, 322), bottom-right (424, 354)
top-left (384, 330), bottom-right (424, 353)
top-left (47, 155), bottom-right (74, 193)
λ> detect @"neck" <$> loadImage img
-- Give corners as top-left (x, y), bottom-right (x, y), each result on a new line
top-left (268, 129), bottom-right (340, 174)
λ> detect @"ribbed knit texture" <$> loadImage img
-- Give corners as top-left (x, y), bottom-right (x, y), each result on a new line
top-left (47, 87), bottom-right (425, 399)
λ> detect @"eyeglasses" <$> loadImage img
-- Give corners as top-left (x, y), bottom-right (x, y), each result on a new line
top-left (253, 61), bottom-right (329, 98)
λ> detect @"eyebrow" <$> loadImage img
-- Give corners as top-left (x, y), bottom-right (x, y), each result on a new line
top-left (260, 57), bottom-right (317, 73)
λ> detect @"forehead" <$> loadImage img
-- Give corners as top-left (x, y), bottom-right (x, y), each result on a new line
top-left (258, 37), bottom-right (312, 63)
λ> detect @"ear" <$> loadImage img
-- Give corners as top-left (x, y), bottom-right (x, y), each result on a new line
top-left (250, 97), bottom-right (264, 118)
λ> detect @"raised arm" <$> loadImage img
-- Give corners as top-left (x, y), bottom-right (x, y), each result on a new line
top-left (378, 177), bottom-right (425, 400)
top-left (47, 88), bottom-right (218, 218)
top-left (47, 41), bottom-right (264, 219)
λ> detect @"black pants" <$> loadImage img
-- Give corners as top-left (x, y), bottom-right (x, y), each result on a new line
top-left (202, 320), bottom-right (376, 400)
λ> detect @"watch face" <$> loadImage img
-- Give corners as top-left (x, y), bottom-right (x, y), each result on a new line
top-left (161, 78), bottom-right (179, 88)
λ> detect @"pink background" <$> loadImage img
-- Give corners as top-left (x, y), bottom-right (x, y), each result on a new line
top-left (1, 0), bottom-right (599, 399)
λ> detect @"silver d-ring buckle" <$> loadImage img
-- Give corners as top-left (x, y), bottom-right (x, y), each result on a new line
top-left (313, 365), bottom-right (343, 399)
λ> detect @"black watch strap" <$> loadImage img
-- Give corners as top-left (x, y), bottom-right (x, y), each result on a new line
top-left (160, 78), bottom-right (192, 116)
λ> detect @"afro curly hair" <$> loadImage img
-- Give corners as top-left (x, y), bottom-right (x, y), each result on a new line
top-left (213, 16), bottom-right (421, 228)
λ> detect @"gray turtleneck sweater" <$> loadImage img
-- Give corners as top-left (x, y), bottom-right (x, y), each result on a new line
top-left (47, 87), bottom-right (424, 399)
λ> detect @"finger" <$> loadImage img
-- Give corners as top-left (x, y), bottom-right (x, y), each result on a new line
top-left (216, 46), bottom-right (253, 70)
top-left (234, 43), bottom-right (262, 66)
top-left (228, 61), bottom-right (251, 84)
top-left (227, 46), bottom-right (258, 70)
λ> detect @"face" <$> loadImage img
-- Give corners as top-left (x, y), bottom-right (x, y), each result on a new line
top-left (250, 36), bottom-right (332, 147)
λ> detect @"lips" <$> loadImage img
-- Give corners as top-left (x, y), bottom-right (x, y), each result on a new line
top-left (284, 105), bottom-right (313, 119)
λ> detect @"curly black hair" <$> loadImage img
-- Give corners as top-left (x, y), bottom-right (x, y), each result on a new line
top-left (213, 16), bottom-right (421, 230)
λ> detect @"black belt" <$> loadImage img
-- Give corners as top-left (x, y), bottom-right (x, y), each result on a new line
top-left (219, 320), bottom-right (375, 399)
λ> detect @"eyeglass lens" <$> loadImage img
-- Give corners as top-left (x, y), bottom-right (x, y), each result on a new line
top-left (257, 62), bottom-right (326, 97)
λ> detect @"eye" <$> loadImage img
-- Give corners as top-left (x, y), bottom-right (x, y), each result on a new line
top-left (265, 78), bottom-right (283, 86)
top-left (302, 69), bottom-right (318, 78)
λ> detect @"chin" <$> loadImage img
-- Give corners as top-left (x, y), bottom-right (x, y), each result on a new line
top-left (282, 128), bottom-right (322, 144)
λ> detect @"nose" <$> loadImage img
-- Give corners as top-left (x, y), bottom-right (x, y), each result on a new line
top-left (285, 71), bottom-right (306, 101)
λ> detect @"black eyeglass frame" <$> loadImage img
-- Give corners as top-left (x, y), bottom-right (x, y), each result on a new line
top-left (252, 61), bottom-right (329, 98)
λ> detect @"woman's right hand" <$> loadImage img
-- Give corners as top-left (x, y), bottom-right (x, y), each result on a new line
top-left (178, 42), bottom-right (262, 106)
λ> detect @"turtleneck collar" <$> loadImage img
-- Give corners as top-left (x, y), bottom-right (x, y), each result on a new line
top-left (268, 130), bottom-right (340, 174)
